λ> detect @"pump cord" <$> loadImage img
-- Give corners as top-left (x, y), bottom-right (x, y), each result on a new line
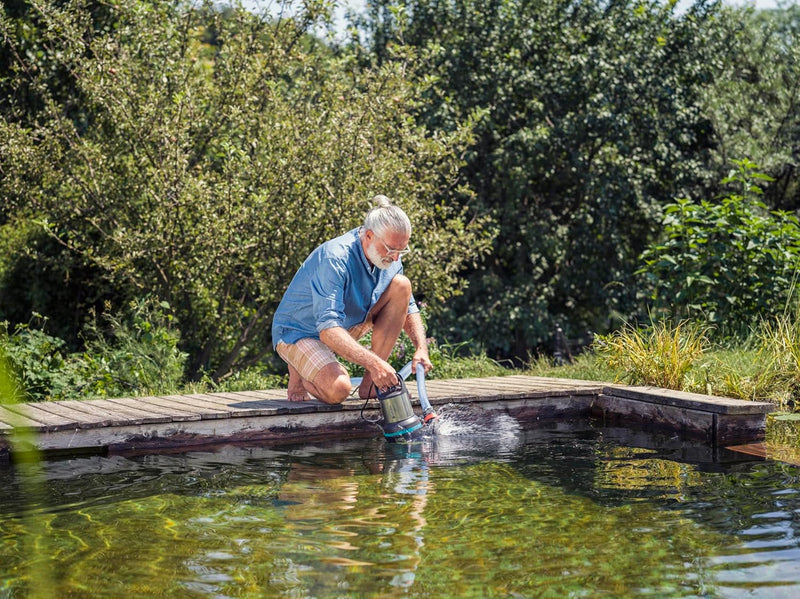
top-left (359, 382), bottom-right (382, 425)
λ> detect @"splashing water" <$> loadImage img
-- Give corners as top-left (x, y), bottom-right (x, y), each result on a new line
top-left (428, 404), bottom-right (522, 439)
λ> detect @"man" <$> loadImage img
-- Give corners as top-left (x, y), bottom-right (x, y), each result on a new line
top-left (271, 195), bottom-right (433, 404)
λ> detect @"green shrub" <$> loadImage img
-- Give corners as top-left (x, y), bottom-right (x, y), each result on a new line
top-left (78, 298), bottom-right (188, 398)
top-left (0, 298), bottom-right (186, 401)
top-left (0, 318), bottom-right (84, 402)
top-left (638, 160), bottom-right (800, 336)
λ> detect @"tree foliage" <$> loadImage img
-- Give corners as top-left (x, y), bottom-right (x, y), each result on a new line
top-left (701, 4), bottom-right (800, 210)
top-left (0, 0), bottom-right (491, 379)
top-left (354, 0), bottom-right (726, 359)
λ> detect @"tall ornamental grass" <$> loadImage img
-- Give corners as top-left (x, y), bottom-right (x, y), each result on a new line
top-left (593, 321), bottom-right (710, 391)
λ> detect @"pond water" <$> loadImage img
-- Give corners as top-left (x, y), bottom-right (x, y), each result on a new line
top-left (1, 405), bottom-right (800, 598)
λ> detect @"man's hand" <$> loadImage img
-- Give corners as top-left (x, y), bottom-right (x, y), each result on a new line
top-left (368, 357), bottom-right (401, 392)
top-left (412, 347), bottom-right (433, 374)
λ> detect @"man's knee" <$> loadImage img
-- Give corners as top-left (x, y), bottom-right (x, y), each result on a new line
top-left (383, 275), bottom-right (411, 306)
top-left (390, 274), bottom-right (412, 296)
top-left (312, 364), bottom-right (352, 404)
top-left (321, 376), bottom-right (352, 404)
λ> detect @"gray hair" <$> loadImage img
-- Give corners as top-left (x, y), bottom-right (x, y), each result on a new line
top-left (362, 194), bottom-right (412, 237)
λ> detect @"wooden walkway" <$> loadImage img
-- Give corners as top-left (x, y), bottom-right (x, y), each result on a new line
top-left (0, 376), bottom-right (775, 460)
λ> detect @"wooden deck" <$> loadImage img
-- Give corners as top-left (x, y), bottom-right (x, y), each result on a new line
top-left (0, 376), bottom-right (775, 461)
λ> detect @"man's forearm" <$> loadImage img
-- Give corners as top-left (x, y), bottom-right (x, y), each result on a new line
top-left (404, 312), bottom-right (428, 351)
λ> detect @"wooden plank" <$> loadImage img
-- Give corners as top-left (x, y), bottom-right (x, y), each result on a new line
top-left (604, 385), bottom-right (774, 415)
top-left (104, 397), bottom-right (202, 422)
top-left (423, 380), bottom-right (484, 402)
top-left (191, 392), bottom-right (314, 417)
top-left (0, 405), bottom-right (48, 431)
top-left (167, 393), bottom-right (276, 418)
top-left (154, 394), bottom-right (239, 418)
top-left (19, 401), bottom-right (110, 429)
top-left (217, 391), bottom-right (318, 414)
top-left (460, 378), bottom-right (551, 397)
top-left (725, 442), bottom-right (767, 459)
top-left (224, 389), bottom-right (287, 400)
top-left (82, 400), bottom-right (173, 424)
top-left (506, 375), bottom-right (606, 389)
top-left (594, 394), bottom-right (716, 442)
top-left (2, 403), bottom-right (80, 431)
top-left (504, 376), bottom-right (602, 392)
top-left (51, 400), bottom-right (142, 427)
top-left (726, 442), bottom-right (800, 466)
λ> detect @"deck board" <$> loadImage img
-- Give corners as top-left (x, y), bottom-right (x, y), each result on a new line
top-left (104, 397), bottom-right (203, 422)
top-left (17, 401), bottom-right (111, 429)
top-left (0, 403), bottom-right (77, 431)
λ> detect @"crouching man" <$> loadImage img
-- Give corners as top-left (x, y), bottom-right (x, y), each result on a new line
top-left (271, 195), bottom-right (433, 404)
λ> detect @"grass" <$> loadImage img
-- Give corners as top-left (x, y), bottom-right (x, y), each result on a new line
top-left (526, 352), bottom-right (617, 382)
top-left (527, 318), bottom-right (800, 412)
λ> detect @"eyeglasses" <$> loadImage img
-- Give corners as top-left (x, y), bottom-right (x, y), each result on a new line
top-left (375, 236), bottom-right (411, 257)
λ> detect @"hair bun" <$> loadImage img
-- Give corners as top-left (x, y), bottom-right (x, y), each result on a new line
top-left (372, 194), bottom-right (392, 208)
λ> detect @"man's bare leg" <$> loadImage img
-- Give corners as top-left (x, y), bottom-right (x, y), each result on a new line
top-left (359, 275), bottom-right (412, 398)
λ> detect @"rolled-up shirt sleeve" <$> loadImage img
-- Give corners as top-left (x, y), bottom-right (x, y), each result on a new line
top-left (408, 295), bottom-right (420, 315)
top-left (312, 256), bottom-right (348, 333)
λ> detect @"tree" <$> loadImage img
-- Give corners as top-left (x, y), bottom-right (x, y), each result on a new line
top-left (355, 0), bottom-right (725, 359)
top-left (701, 3), bottom-right (800, 211)
top-left (0, 0), bottom-right (490, 379)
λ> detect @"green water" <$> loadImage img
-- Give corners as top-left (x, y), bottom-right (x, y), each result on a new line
top-left (2, 411), bottom-right (800, 598)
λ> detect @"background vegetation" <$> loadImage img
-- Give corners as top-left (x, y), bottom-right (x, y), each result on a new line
top-left (1, 0), bottom-right (800, 406)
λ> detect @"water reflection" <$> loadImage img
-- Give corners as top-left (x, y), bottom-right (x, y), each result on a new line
top-left (2, 409), bottom-right (800, 597)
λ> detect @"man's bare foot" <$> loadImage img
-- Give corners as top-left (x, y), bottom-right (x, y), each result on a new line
top-left (288, 390), bottom-right (310, 401)
top-left (358, 376), bottom-right (377, 399)
top-left (287, 367), bottom-right (311, 402)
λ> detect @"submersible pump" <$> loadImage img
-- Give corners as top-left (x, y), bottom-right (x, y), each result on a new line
top-left (376, 377), bottom-right (424, 442)
top-left (373, 362), bottom-right (438, 443)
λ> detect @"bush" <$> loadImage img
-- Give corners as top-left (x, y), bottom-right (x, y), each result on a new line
top-left (0, 317), bottom-right (83, 402)
top-left (638, 160), bottom-right (800, 336)
top-left (0, 298), bottom-right (186, 402)
top-left (78, 298), bottom-right (188, 398)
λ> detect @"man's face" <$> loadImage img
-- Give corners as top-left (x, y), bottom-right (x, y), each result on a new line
top-left (365, 229), bottom-right (410, 270)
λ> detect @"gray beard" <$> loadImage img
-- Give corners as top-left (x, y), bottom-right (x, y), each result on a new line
top-left (366, 245), bottom-right (392, 270)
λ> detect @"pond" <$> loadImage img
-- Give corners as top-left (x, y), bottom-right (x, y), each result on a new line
top-left (1, 405), bottom-right (799, 598)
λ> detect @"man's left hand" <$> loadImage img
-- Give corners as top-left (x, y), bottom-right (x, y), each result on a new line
top-left (412, 348), bottom-right (433, 374)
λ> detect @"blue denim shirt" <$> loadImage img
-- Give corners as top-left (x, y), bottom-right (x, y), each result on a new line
top-left (271, 228), bottom-right (419, 348)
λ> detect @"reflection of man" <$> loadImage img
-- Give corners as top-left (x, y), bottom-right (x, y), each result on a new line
top-left (271, 195), bottom-right (433, 404)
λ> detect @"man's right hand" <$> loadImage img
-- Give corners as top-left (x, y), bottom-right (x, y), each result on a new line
top-left (368, 357), bottom-right (401, 392)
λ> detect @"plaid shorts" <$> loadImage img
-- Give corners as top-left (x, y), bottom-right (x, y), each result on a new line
top-left (276, 319), bottom-right (373, 383)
